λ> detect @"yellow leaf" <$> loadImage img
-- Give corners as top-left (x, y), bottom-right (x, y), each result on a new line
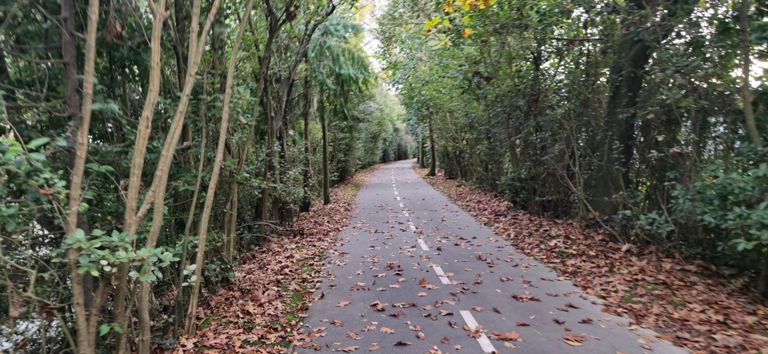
top-left (424, 16), bottom-right (441, 31)
top-left (461, 28), bottom-right (474, 38)
top-left (443, 1), bottom-right (454, 13)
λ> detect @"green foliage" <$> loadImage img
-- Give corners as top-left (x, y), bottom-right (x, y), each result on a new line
top-left (0, 137), bottom-right (65, 234)
top-left (1, 1), bottom-right (413, 349)
top-left (63, 228), bottom-right (177, 282)
top-left (671, 147), bottom-right (768, 261)
top-left (380, 0), bottom-right (768, 283)
top-left (310, 17), bottom-right (410, 182)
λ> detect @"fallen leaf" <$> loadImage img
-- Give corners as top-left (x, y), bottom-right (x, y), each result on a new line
top-left (346, 331), bottom-right (361, 340)
top-left (340, 345), bottom-right (359, 352)
top-left (564, 333), bottom-right (585, 347)
top-left (419, 277), bottom-right (438, 289)
top-left (490, 331), bottom-right (521, 341)
top-left (370, 300), bottom-right (385, 312)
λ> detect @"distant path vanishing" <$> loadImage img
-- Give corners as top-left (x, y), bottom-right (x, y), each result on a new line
top-left (297, 159), bottom-right (687, 354)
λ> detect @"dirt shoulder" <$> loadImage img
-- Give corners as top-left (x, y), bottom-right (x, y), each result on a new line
top-left (176, 167), bottom-right (375, 353)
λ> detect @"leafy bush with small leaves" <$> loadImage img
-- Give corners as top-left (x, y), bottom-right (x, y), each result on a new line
top-left (671, 147), bottom-right (768, 265)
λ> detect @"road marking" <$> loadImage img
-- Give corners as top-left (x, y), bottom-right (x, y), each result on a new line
top-left (407, 221), bottom-right (416, 231)
top-left (396, 196), bottom-right (401, 201)
top-left (394, 190), bottom-right (399, 195)
top-left (402, 210), bottom-right (410, 217)
top-left (459, 310), bottom-right (497, 353)
top-left (399, 202), bottom-right (405, 208)
top-left (417, 238), bottom-right (429, 251)
top-left (431, 264), bottom-right (451, 285)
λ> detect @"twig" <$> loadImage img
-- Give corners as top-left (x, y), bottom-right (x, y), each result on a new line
top-left (558, 171), bottom-right (623, 243)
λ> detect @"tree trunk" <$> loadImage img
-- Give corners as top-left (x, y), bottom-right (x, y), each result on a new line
top-left (758, 254), bottom-right (768, 297)
top-left (589, 0), bottom-right (696, 216)
top-left (173, 70), bottom-right (207, 337)
top-left (61, 0), bottom-right (80, 134)
top-left (135, 0), bottom-right (221, 351)
top-left (115, 1), bottom-right (168, 351)
top-left (301, 68), bottom-right (312, 213)
top-left (184, 0), bottom-right (252, 334)
top-left (418, 130), bottom-right (426, 168)
top-left (173, 0), bottom-right (188, 91)
top-left (62, 0), bottom-right (99, 352)
top-left (427, 115), bottom-right (436, 177)
top-left (740, 0), bottom-right (762, 147)
top-left (260, 85), bottom-right (274, 229)
top-left (320, 89), bottom-right (331, 205)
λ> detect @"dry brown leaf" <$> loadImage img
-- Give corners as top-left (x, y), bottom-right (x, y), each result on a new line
top-left (346, 331), bottom-right (361, 340)
top-left (563, 333), bottom-right (585, 347)
top-left (340, 345), bottom-right (359, 352)
top-left (419, 277), bottom-right (438, 289)
top-left (490, 331), bottom-right (521, 341)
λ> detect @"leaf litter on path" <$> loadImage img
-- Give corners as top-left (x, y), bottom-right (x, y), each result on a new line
top-left (422, 169), bottom-right (768, 354)
top-left (175, 169), bottom-right (374, 353)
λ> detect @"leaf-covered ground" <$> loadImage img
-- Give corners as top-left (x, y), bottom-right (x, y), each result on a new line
top-left (175, 169), bottom-right (373, 353)
top-left (420, 169), bottom-right (768, 354)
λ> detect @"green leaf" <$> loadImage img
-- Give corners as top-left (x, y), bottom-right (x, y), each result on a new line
top-left (424, 16), bottom-right (441, 31)
top-left (138, 272), bottom-right (156, 283)
top-left (26, 137), bottom-right (50, 149)
top-left (99, 324), bottom-right (111, 336)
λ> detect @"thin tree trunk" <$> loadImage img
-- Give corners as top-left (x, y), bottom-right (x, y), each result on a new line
top-left (62, 0), bottom-right (99, 352)
top-left (184, 0), bottom-right (253, 334)
top-left (740, 0), bottom-right (761, 147)
top-left (114, 2), bottom-right (168, 351)
top-left (427, 115), bottom-right (436, 177)
top-left (419, 129), bottom-right (426, 168)
top-left (135, 1), bottom-right (221, 351)
top-left (173, 70), bottom-right (207, 337)
top-left (301, 66), bottom-right (312, 213)
top-left (320, 89), bottom-right (331, 205)
top-left (61, 0), bottom-right (80, 134)
top-left (260, 86), bottom-right (274, 228)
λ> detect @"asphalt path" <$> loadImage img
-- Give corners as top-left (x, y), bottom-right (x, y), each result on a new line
top-left (297, 160), bottom-right (687, 354)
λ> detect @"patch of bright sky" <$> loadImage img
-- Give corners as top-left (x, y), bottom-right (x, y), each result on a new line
top-left (355, 0), bottom-right (389, 73)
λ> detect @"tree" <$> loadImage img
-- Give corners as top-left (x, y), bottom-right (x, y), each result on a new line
top-left (309, 19), bottom-right (373, 204)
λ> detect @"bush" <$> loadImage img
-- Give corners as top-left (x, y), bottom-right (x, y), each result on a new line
top-left (671, 147), bottom-right (768, 268)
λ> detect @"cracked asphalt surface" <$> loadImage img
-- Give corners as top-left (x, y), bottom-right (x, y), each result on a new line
top-left (297, 160), bottom-right (687, 354)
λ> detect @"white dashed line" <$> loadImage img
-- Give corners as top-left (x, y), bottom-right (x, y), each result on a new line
top-left (407, 222), bottom-right (416, 231)
top-left (459, 310), bottom-right (497, 353)
top-left (394, 190), bottom-right (399, 195)
top-left (396, 196), bottom-right (401, 201)
top-left (417, 238), bottom-right (429, 251)
top-left (431, 264), bottom-right (451, 285)
top-left (399, 202), bottom-right (405, 208)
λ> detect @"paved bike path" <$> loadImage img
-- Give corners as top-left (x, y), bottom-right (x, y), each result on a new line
top-left (296, 160), bottom-right (686, 354)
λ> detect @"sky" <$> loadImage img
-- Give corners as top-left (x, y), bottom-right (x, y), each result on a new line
top-left (356, 0), bottom-right (390, 73)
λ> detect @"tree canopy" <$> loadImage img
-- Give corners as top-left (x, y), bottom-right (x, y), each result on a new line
top-left (380, 0), bottom-right (768, 293)
top-left (0, 0), bottom-right (409, 352)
